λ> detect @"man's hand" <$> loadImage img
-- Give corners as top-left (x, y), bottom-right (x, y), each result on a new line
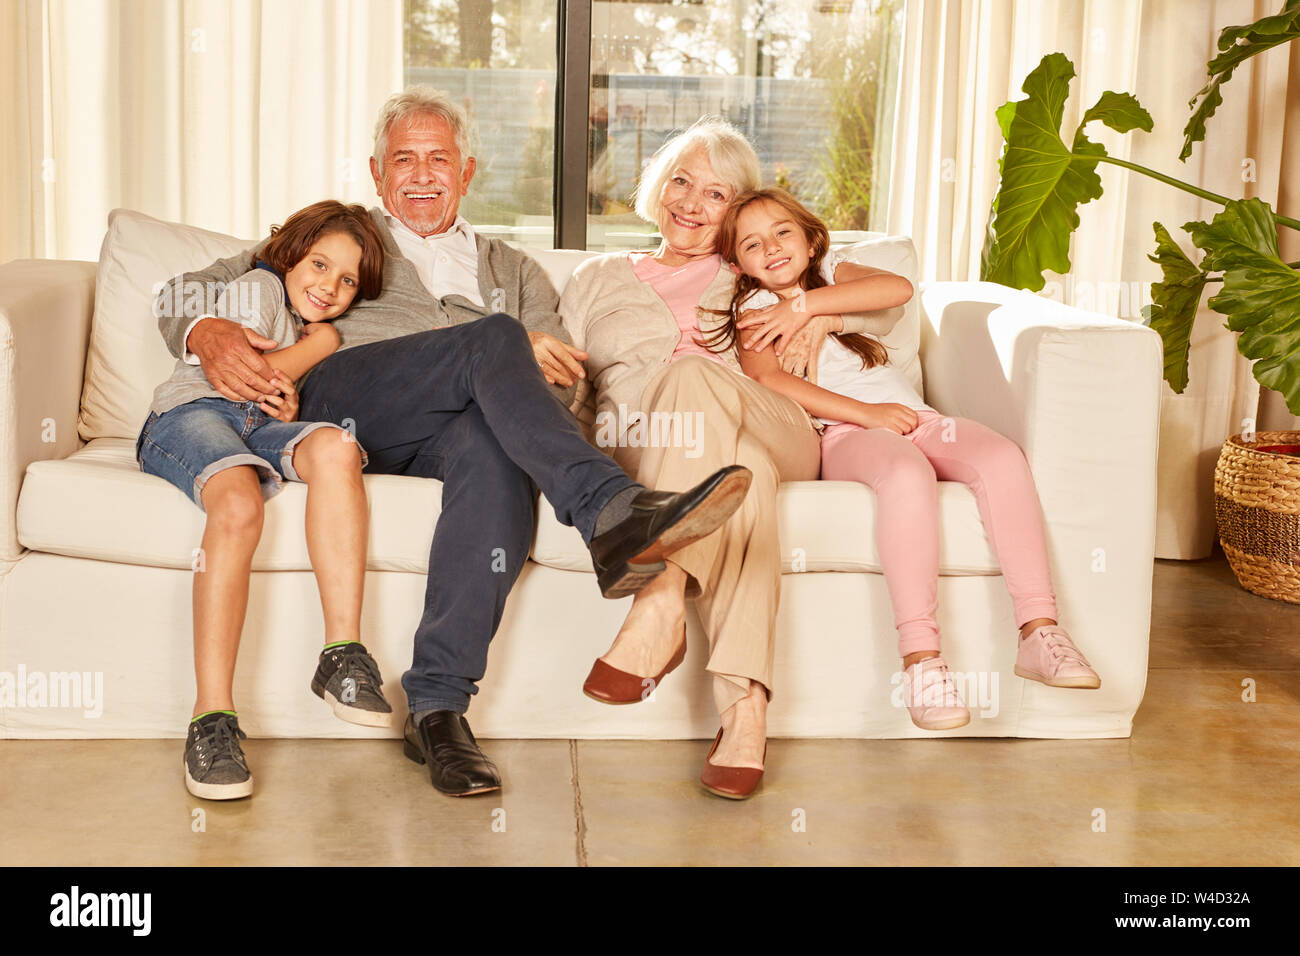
top-left (188, 316), bottom-right (279, 402)
top-left (258, 372), bottom-right (299, 423)
top-left (528, 331), bottom-right (588, 387)
top-left (778, 314), bottom-right (841, 383)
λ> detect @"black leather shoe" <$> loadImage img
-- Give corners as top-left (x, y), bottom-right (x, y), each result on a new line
top-left (589, 465), bottom-right (752, 599)
top-left (402, 711), bottom-right (501, 797)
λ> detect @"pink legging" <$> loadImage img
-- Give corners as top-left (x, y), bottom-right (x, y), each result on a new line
top-left (819, 410), bottom-right (1058, 657)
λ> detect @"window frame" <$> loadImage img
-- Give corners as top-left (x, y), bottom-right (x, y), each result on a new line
top-left (554, 0), bottom-right (593, 249)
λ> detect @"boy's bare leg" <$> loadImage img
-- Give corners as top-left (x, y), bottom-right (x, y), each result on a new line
top-left (292, 429), bottom-right (367, 645)
top-left (193, 466), bottom-right (265, 716)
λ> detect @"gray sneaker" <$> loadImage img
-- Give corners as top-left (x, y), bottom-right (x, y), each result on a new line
top-left (310, 643), bottom-right (393, 728)
top-left (184, 712), bottom-right (253, 800)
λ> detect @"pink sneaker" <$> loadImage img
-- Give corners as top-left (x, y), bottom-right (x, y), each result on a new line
top-left (1015, 625), bottom-right (1101, 689)
top-left (900, 656), bottom-right (971, 731)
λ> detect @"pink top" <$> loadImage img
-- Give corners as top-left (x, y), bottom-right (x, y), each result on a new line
top-left (630, 252), bottom-right (727, 366)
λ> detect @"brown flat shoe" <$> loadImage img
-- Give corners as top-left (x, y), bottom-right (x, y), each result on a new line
top-left (699, 728), bottom-right (766, 800)
top-left (582, 625), bottom-right (686, 705)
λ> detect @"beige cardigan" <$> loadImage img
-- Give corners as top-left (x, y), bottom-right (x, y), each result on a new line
top-left (560, 252), bottom-right (902, 443)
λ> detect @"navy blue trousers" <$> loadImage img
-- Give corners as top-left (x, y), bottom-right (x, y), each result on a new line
top-left (299, 313), bottom-right (637, 713)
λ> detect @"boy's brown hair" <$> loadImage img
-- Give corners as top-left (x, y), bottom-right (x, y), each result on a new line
top-left (257, 200), bottom-right (386, 301)
top-left (705, 187), bottom-right (887, 371)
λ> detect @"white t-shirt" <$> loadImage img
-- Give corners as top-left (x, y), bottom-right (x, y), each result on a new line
top-left (739, 252), bottom-right (930, 426)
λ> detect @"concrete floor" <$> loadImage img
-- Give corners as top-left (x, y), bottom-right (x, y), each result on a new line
top-left (3, 553), bottom-right (1297, 866)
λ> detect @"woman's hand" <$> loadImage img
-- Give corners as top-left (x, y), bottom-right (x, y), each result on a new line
top-left (779, 314), bottom-right (842, 383)
top-left (259, 372), bottom-right (299, 423)
top-left (736, 297), bottom-right (815, 356)
top-left (528, 331), bottom-right (588, 387)
top-left (861, 403), bottom-right (918, 435)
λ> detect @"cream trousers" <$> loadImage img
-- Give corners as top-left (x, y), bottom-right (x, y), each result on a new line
top-left (611, 357), bottom-right (820, 714)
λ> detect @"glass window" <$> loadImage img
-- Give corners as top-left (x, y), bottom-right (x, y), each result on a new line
top-left (586, 0), bottom-right (902, 251)
top-left (402, 0), bottom-right (902, 251)
top-left (404, 0), bottom-right (560, 250)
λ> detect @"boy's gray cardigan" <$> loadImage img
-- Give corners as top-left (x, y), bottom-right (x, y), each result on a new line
top-left (154, 206), bottom-right (578, 407)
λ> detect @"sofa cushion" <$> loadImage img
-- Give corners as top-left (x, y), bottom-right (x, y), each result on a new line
top-left (80, 209), bottom-right (258, 442)
top-left (78, 211), bottom-right (923, 442)
top-left (832, 234), bottom-right (923, 395)
top-left (18, 439), bottom-right (1001, 575)
top-left (531, 477), bottom-right (999, 575)
top-left (528, 248), bottom-right (600, 295)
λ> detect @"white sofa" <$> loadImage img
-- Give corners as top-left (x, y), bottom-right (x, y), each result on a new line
top-left (0, 209), bottom-right (1164, 741)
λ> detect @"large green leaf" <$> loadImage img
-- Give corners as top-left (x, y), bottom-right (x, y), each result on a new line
top-left (1142, 223), bottom-right (1208, 393)
top-left (1181, 0), bottom-right (1300, 161)
top-left (1186, 199), bottom-right (1300, 415)
top-left (982, 54), bottom-right (1152, 291)
top-left (978, 100), bottom-right (1018, 281)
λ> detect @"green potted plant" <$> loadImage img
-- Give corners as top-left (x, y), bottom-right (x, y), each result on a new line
top-left (980, 0), bottom-right (1300, 602)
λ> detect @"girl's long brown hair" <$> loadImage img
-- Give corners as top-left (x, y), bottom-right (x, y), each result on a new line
top-left (704, 187), bottom-right (888, 371)
top-left (257, 200), bottom-right (386, 301)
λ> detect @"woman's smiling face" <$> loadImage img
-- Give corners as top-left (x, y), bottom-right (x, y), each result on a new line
top-left (655, 147), bottom-right (736, 259)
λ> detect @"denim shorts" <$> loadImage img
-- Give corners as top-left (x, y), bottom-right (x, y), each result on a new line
top-left (136, 397), bottom-right (367, 511)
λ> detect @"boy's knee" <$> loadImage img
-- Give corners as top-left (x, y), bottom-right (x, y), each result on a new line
top-left (202, 478), bottom-right (264, 536)
top-left (294, 427), bottom-right (362, 475)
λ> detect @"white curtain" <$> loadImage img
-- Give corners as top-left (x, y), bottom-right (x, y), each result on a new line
top-left (886, 0), bottom-right (1299, 559)
top-left (0, 0), bottom-right (404, 265)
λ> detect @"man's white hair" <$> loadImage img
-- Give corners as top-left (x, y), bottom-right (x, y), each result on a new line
top-left (372, 86), bottom-right (473, 173)
top-left (633, 116), bottom-right (761, 224)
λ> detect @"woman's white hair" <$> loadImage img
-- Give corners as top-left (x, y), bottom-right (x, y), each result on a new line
top-left (372, 86), bottom-right (473, 173)
top-left (633, 116), bottom-right (761, 224)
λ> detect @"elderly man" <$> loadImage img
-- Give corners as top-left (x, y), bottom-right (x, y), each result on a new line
top-left (155, 87), bottom-right (750, 798)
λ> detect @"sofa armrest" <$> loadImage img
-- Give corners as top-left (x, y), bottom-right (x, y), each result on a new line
top-left (0, 259), bottom-right (96, 562)
top-left (919, 281), bottom-right (1164, 716)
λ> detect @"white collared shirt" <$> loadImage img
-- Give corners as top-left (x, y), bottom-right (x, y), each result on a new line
top-left (383, 211), bottom-right (484, 307)
top-left (181, 208), bottom-right (485, 363)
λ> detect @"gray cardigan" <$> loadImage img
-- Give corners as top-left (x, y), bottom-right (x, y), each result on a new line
top-left (155, 206), bottom-right (578, 406)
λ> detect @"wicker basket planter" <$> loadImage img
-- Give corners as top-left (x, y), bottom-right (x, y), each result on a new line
top-left (1214, 430), bottom-right (1300, 604)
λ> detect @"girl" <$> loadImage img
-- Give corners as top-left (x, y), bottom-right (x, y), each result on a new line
top-left (138, 200), bottom-right (391, 799)
top-left (711, 188), bottom-right (1100, 731)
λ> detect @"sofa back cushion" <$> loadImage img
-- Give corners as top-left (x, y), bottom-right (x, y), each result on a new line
top-left (80, 209), bottom-right (256, 441)
top-left (831, 234), bottom-right (922, 393)
top-left (79, 212), bottom-right (921, 441)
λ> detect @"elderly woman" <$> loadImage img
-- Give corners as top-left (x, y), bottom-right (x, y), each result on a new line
top-left (562, 117), bottom-right (898, 799)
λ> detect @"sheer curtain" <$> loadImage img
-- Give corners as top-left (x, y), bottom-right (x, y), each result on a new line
top-left (885, 0), bottom-right (1298, 559)
top-left (0, 0), bottom-right (403, 265)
